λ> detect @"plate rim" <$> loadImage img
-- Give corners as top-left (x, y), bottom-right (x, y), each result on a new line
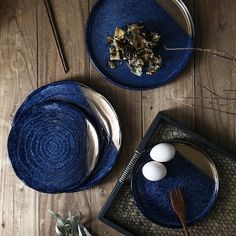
top-left (131, 140), bottom-right (219, 228)
top-left (85, 0), bottom-right (195, 90)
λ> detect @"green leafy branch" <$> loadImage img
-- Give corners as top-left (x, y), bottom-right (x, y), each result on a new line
top-left (49, 210), bottom-right (91, 236)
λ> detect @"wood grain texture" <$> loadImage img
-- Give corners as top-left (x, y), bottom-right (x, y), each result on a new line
top-left (0, 0), bottom-right (236, 235)
top-left (194, 0), bottom-right (236, 153)
top-left (38, 0), bottom-right (90, 85)
top-left (0, 0), bottom-right (38, 236)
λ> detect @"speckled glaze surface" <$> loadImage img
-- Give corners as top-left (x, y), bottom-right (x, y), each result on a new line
top-left (12, 80), bottom-right (121, 191)
top-left (8, 102), bottom-right (91, 193)
top-left (131, 143), bottom-right (218, 228)
top-left (86, 0), bottom-right (194, 90)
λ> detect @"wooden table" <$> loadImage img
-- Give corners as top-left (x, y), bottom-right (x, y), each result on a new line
top-left (0, 0), bottom-right (235, 235)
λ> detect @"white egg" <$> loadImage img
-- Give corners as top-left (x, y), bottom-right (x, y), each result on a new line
top-left (142, 161), bottom-right (167, 181)
top-left (150, 143), bottom-right (175, 162)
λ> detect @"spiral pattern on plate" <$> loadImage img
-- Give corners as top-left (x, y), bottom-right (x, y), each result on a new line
top-left (12, 80), bottom-right (121, 191)
top-left (8, 101), bottom-right (92, 193)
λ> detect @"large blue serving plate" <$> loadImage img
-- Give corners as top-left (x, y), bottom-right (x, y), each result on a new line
top-left (8, 102), bottom-right (93, 193)
top-left (131, 142), bottom-right (219, 228)
top-left (86, 0), bottom-right (194, 90)
top-left (12, 80), bottom-right (121, 191)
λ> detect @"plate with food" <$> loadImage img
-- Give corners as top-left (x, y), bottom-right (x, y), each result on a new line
top-left (86, 0), bottom-right (194, 90)
top-left (131, 142), bottom-right (219, 228)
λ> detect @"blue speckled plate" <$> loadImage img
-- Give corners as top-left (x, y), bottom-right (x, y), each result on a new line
top-left (12, 80), bottom-right (121, 191)
top-left (131, 142), bottom-right (219, 228)
top-left (8, 101), bottom-right (100, 193)
top-left (86, 0), bottom-right (194, 90)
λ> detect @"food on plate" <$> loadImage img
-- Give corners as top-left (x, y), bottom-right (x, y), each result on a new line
top-left (150, 143), bottom-right (175, 162)
top-left (142, 161), bottom-right (167, 181)
top-left (107, 23), bottom-right (162, 76)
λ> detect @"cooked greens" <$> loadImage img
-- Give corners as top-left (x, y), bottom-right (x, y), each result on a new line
top-left (107, 23), bottom-right (162, 76)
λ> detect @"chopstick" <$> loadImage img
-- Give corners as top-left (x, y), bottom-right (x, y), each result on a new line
top-left (43, 0), bottom-right (69, 73)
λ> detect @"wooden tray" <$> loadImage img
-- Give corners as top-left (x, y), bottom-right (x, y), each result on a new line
top-left (98, 112), bottom-right (236, 236)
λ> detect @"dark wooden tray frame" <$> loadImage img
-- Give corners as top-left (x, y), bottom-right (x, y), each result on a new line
top-left (97, 112), bottom-right (235, 236)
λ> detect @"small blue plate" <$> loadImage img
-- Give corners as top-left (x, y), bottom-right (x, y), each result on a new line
top-left (8, 102), bottom-right (93, 193)
top-left (86, 0), bottom-right (194, 90)
top-left (12, 80), bottom-right (121, 191)
top-left (131, 142), bottom-right (219, 228)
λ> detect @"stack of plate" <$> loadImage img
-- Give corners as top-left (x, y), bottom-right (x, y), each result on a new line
top-left (7, 80), bottom-right (121, 193)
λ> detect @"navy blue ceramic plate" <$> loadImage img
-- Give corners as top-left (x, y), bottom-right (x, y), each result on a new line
top-left (12, 80), bottom-right (121, 191)
top-left (8, 101), bottom-right (100, 193)
top-left (131, 142), bottom-right (219, 228)
top-left (86, 0), bottom-right (194, 90)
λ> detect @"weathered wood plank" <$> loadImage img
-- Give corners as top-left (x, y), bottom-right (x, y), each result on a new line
top-left (37, 1), bottom-right (91, 235)
top-left (0, 0), bottom-right (38, 235)
top-left (38, 0), bottom-right (90, 85)
top-left (194, 0), bottom-right (236, 154)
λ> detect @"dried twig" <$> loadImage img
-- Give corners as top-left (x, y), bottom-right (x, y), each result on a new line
top-left (163, 45), bottom-right (236, 114)
top-left (198, 84), bottom-right (226, 99)
top-left (163, 45), bottom-right (236, 62)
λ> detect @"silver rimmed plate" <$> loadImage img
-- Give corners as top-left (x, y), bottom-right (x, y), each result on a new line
top-left (131, 141), bottom-right (219, 228)
top-left (86, 0), bottom-right (195, 90)
top-left (12, 80), bottom-right (122, 191)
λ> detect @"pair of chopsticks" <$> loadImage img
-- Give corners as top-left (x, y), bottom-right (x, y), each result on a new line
top-left (43, 0), bottom-right (69, 73)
